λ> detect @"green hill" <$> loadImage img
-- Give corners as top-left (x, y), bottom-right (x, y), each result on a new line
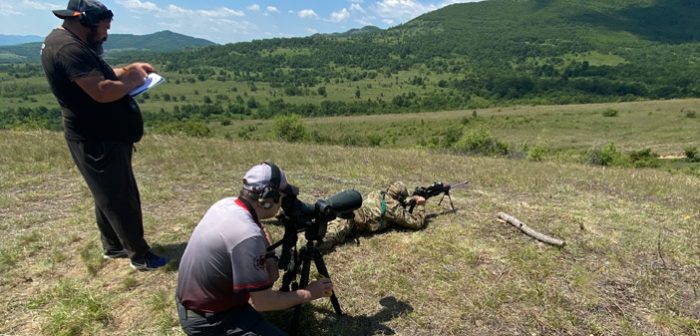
top-left (328, 25), bottom-right (384, 37)
top-left (104, 30), bottom-right (215, 52)
top-left (3, 0), bottom-right (700, 123)
top-left (0, 30), bottom-right (215, 64)
top-left (135, 0), bottom-right (700, 117)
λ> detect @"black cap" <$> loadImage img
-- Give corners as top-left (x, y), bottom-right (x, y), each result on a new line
top-left (53, 0), bottom-right (112, 21)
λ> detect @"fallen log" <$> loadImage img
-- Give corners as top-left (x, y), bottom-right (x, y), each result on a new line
top-left (497, 212), bottom-right (565, 247)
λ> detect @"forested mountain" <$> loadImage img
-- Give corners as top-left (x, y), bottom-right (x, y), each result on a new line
top-left (0, 30), bottom-right (215, 63)
top-left (104, 30), bottom-right (215, 52)
top-left (328, 26), bottom-right (384, 37)
top-left (133, 0), bottom-right (700, 116)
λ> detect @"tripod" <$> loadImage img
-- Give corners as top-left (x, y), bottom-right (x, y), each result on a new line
top-left (271, 233), bottom-right (342, 335)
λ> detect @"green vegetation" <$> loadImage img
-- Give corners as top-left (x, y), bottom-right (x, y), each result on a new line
top-left (1, 2), bottom-right (700, 332)
top-left (1, 130), bottom-right (698, 335)
top-left (3, 0), bottom-right (700, 118)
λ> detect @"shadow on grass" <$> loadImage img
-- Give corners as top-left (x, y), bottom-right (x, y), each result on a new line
top-left (266, 296), bottom-right (413, 335)
top-left (152, 242), bottom-right (188, 273)
top-left (424, 207), bottom-right (458, 227)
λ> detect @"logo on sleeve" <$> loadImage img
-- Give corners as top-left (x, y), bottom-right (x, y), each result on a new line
top-left (254, 254), bottom-right (266, 270)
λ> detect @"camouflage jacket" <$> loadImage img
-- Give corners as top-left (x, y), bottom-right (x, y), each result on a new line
top-left (353, 190), bottom-right (426, 232)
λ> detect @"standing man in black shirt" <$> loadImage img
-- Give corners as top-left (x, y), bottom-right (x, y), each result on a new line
top-left (41, 0), bottom-right (166, 270)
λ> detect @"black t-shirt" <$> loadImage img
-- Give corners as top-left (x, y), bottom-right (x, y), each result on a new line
top-left (41, 28), bottom-right (143, 143)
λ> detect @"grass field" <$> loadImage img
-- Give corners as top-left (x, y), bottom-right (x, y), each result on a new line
top-left (1, 128), bottom-right (698, 335)
top-left (221, 99), bottom-right (700, 152)
top-left (0, 67), bottom-right (446, 111)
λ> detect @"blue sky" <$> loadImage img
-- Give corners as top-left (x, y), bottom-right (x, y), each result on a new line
top-left (0, 0), bottom-right (483, 44)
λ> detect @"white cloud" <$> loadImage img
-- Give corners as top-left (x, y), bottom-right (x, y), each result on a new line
top-left (440, 0), bottom-right (482, 5)
top-left (247, 4), bottom-right (260, 12)
top-left (21, 0), bottom-right (58, 10)
top-left (330, 8), bottom-right (350, 22)
top-left (370, 0), bottom-right (482, 23)
top-left (113, 1), bottom-right (255, 43)
top-left (306, 28), bottom-right (318, 34)
top-left (350, 3), bottom-right (365, 13)
top-left (197, 8), bottom-right (245, 18)
top-left (0, 3), bottom-right (23, 16)
top-left (372, 0), bottom-right (436, 22)
top-left (118, 2), bottom-right (245, 19)
top-left (298, 9), bottom-right (319, 19)
top-left (266, 6), bottom-right (279, 13)
top-left (165, 4), bottom-right (189, 16)
top-left (117, 0), bottom-right (159, 11)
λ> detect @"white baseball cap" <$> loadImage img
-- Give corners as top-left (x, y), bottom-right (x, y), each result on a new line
top-left (242, 162), bottom-right (298, 196)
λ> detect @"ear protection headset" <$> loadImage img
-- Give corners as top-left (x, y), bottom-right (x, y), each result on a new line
top-left (257, 162), bottom-right (281, 209)
top-left (76, 0), bottom-right (114, 27)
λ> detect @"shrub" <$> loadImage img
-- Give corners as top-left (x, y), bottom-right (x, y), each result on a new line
top-left (685, 146), bottom-right (699, 162)
top-left (628, 148), bottom-right (660, 168)
top-left (273, 114), bottom-right (306, 142)
top-left (526, 144), bottom-right (547, 162)
top-left (453, 127), bottom-right (509, 156)
top-left (686, 110), bottom-right (697, 118)
top-left (587, 142), bottom-right (621, 166)
top-left (367, 134), bottom-right (382, 147)
top-left (237, 125), bottom-right (257, 140)
top-left (601, 108), bottom-right (618, 117)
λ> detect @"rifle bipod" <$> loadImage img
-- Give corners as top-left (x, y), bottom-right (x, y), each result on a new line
top-left (437, 191), bottom-right (456, 211)
top-left (280, 239), bottom-right (342, 335)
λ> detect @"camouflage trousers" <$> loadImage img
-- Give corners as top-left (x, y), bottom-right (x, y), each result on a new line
top-left (294, 219), bottom-right (357, 252)
top-left (319, 218), bottom-right (357, 251)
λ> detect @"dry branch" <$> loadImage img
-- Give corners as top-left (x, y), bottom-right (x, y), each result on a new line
top-left (497, 212), bottom-right (565, 247)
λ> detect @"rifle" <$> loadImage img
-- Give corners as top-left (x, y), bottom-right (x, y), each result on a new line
top-left (407, 181), bottom-right (469, 213)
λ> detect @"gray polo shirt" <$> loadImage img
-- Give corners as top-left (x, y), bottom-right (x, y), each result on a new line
top-left (177, 197), bottom-right (273, 313)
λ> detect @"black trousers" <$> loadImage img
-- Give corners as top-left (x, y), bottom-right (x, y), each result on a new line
top-left (177, 300), bottom-right (286, 336)
top-left (66, 140), bottom-right (150, 258)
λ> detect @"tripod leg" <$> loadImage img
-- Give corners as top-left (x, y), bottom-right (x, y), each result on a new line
top-left (312, 248), bottom-right (343, 315)
top-left (291, 246), bottom-right (312, 335)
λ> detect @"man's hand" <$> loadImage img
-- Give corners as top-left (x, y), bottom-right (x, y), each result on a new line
top-left (127, 63), bottom-right (156, 74)
top-left (121, 67), bottom-right (147, 88)
top-left (129, 62), bottom-right (155, 74)
top-left (413, 196), bottom-right (427, 206)
top-left (248, 277), bottom-right (334, 311)
top-left (305, 278), bottom-right (334, 300)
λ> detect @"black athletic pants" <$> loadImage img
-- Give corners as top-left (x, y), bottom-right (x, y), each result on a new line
top-left (66, 140), bottom-right (150, 258)
top-left (177, 300), bottom-right (286, 336)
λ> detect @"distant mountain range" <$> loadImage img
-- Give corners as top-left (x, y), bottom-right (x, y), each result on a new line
top-left (0, 34), bottom-right (43, 46)
top-left (0, 30), bottom-right (216, 63)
